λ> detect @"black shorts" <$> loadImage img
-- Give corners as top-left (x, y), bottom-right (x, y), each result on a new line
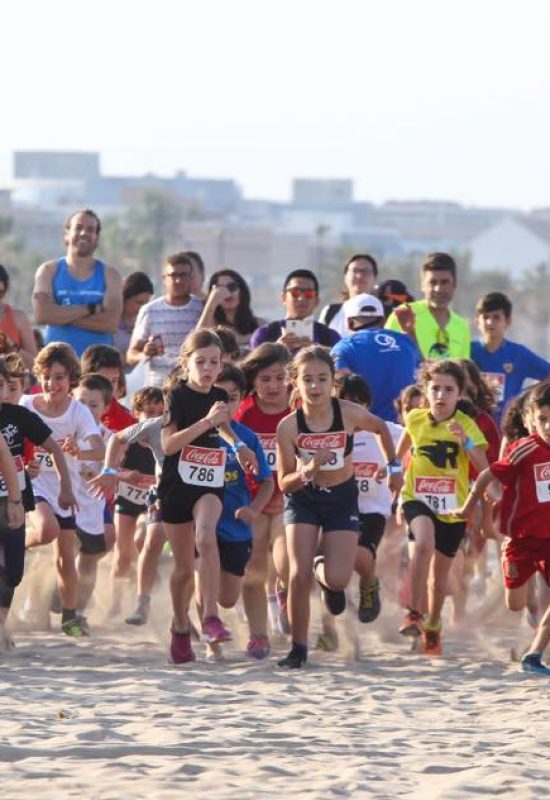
top-left (217, 537), bottom-right (252, 577)
top-left (402, 500), bottom-right (466, 559)
top-left (115, 497), bottom-right (147, 519)
top-left (160, 485), bottom-right (224, 525)
top-left (35, 497), bottom-right (76, 531)
top-left (358, 513), bottom-right (386, 557)
top-left (283, 477), bottom-right (361, 534)
top-left (76, 528), bottom-right (107, 556)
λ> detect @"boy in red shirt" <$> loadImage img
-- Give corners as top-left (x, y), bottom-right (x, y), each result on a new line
top-left (456, 382), bottom-right (550, 675)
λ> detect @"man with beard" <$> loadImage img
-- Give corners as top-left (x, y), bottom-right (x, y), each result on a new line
top-left (33, 209), bottom-right (123, 356)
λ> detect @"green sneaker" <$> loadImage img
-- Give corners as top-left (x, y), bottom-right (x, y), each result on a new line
top-left (62, 617), bottom-right (89, 637)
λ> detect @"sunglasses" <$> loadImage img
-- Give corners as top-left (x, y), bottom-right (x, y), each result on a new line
top-left (285, 287), bottom-right (317, 300)
top-left (216, 281), bottom-right (239, 293)
top-left (383, 292), bottom-right (409, 304)
top-left (428, 327), bottom-right (450, 357)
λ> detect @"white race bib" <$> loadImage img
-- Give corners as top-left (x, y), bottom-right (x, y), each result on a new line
top-left (258, 433), bottom-right (277, 471)
top-left (35, 449), bottom-right (55, 472)
top-left (481, 372), bottom-right (505, 404)
top-left (178, 446), bottom-right (226, 488)
top-left (414, 476), bottom-right (457, 515)
top-left (117, 481), bottom-right (149, 507)
top-left (297, 431), bottom-right (346, 471)
top-left (534, 463), bottom-right (550, 503)
top-left (353, 461), bottom-right (378, 498)
top-left (0, 455), bottom-right (26, 497)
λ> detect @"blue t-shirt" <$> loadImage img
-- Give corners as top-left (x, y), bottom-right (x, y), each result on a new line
top-left (331, 328), bottom-right (421, 422)
top-left (45, 257), bottom-right (113, 356)
top-left (218, 421), bottom-right (272, 542)
top-left (471, 339), bottom-right (550, 422)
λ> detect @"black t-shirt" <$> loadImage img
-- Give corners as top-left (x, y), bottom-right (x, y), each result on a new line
top-left (0, 402), bottom-right (52, 511)
top-left (158, 382), bottom-right (228, 499)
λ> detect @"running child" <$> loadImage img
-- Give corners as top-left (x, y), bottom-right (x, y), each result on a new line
top-left (21, 343), bottom-right (104, 637)
top-left (159, 329), bottom-right (258, 663)
top-left (200, 363), bottom-right (273, 658)
top-left (397, 359), bottom-right (488, 655)
top-left (276, 346), bottom-right (402, 668)
top-left (454, 382), bottom-right (550, 675)
top-left (236, 342), bottom-right (291, 658)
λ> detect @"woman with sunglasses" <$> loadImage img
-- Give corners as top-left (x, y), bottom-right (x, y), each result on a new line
top-left (197, 269), bottom-right (264, 352)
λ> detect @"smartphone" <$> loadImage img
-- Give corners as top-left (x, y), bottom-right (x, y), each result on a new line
top-left (286, 317), bottom-right (314, 339)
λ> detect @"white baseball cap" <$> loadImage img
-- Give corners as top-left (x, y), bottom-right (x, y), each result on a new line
top-left (342, 293), bottom-right (384, 320)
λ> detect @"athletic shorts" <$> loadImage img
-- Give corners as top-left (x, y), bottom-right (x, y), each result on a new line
top-left (76, 528), bottom-right (107, 556)
top-left (115, 497), bottom-right (147, 519)
top-left (160, 485), bottom-right (224, 525)
top-left (358, 513), bottom-right (386, 558)
top-left (283, 477), bottom-right (361, 534)
top-left (402, 500), bottom-right (466, 559)
top-left (217, 537), bottom-right (252, 577)
top-left (502, 536), bottom-right (550, 590)
top-left (104, 502), bottom-right (113, 525)
top-left (35, 497), bottom-right (76, 531)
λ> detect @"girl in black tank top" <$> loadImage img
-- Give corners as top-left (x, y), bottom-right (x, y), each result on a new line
top-left (276, 347), bottom-right (402, 668)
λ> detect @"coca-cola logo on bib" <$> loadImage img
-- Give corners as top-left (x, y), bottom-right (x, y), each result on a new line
top-left (297, 432), bottom-right (346, 450)
top-left (354, 462), bottom-right (377, 478)
top-left (258, 434), bottom-right (276, 450)
top-left (416, 477), bottom-right (455, 494)
top-left (181, 446), bottom-right (224, 466)
top-left (534, 463), bottom-right (550, 481)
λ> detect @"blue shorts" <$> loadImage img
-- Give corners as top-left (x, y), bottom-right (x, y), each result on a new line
top-left (283, 477), bottom-right (361, 534)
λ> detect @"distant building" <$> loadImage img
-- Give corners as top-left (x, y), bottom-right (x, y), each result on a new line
top-left (469, 217), bottom-right (550, 277)
top-left (292, 179), bottom-right (353, 208)
top-left (14, 151), bottom-right (100, 180)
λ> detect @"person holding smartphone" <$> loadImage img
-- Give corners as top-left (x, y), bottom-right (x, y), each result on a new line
top-left (250, 269), bottom-right (340, 354)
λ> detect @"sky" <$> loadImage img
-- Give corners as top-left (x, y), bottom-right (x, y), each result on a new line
top-left (3, 0), bottom-right (550, 209)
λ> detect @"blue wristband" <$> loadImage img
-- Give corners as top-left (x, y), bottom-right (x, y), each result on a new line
top-left (101, 467), bottom-right (117, 475)
top-left (463, 437), bottom-right (474, 452)
top-left (231, 441), bottom-right (246, 454)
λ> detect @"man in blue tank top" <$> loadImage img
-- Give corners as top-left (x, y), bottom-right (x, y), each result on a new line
top-left (32, 209), bottom-right (123, 356)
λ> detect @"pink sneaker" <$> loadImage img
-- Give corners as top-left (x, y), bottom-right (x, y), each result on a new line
top-left (201, 616), bottom-right (232, 644)
top-left (170, 629), bottom-right (196, 664)
top-left (246, 634), bottom-right (271, 660)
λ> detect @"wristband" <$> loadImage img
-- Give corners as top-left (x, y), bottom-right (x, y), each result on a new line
top-left (101, 467), bottom-right (117, 476)
top-left (387, 458), bottom-right (402, 475)
top-left (87, 302), bottom-right (97, 315)
top-left (231, 441), bottom-right (247, 454)
top-left (463, 438), bottom-right (474, 452)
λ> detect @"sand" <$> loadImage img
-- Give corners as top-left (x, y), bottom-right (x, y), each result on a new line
top-left (1, 556), bottom-right (549, 799)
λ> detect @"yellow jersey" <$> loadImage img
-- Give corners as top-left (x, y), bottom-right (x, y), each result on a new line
top-left (402, 407), bottom-right (486, 522)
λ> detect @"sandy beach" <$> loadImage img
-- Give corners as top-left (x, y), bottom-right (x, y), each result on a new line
top-left (1, 556), bottom-right (549, 800)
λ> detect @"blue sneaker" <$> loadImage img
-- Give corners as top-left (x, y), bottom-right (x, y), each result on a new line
top-left (520, 654), bottom-right (550, 676)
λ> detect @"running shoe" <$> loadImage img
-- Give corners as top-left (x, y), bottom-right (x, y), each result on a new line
top-left (277, 643), bottom-right (307, 669)
top-left (201, 616), bottom-right (232, 644)
top-left (520, 653), bottom-right (550, 676)
top-left (421, 623), bottom-right (442, 656)
top-left (125, 596), bottom-right (151, 626)
top-left (315, 631), bottom-right (339, 652)
top-left (275, 579), bottom-right (291, 634)
top-left (170, 629), bottom-right (196, 664)
top-left (399, 609), bottom-right (423, 638)
top-left (358, 576), bottom-right (381, 623)
top-left (61, 617), bottom-right (89, 638)
top-left (246, 634), bottom-right (271, 660)
top-left (313, 556), bottom-right (346, 616)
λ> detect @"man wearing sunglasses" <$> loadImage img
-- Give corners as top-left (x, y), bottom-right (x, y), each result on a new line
top-left (250, 269), bottom-right (340, 353)
top-left (127, 252), bottom-right (203, 386)
top-left (385, 253), bottom-right (470, 360)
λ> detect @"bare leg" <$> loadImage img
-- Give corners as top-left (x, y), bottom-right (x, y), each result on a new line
top-left (243, 513), bottom-right (270, 637)
top-left (408, 516), bottom-right (436, 614)
top-left (285, 523), bottom-right (319, 646)
top-left (194, 494), bottom-right (223, 621)
top-left (165, 521), bottom-right (195, 631)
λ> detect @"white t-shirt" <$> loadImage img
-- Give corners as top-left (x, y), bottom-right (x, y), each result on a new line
top-left (19, 396), bottom-right (99, 519)
top-left (131, 295), bottom-right (203, 386)
top-left (352, 421), bottom-right (403, 516)
top-left (74, 421), bottom-right (111, 535)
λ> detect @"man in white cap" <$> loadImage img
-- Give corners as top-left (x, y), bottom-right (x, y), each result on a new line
top-left (330, 293), bottom-right (420, 422)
